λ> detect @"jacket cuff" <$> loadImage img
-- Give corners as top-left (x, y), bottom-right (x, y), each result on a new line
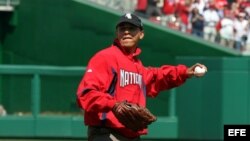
top-left (178, 65), bottom-right (189, 79)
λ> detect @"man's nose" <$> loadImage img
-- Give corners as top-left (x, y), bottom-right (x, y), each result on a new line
top-left (124, 29), bottom-right (130, 34)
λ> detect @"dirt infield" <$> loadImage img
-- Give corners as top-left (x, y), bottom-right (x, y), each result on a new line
top-left (0, 139), bottom-right (159, 141)
top-left (0, 139), bottom-right (86, 141)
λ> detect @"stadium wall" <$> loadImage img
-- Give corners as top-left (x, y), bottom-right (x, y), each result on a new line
top-left (177, 57), bottom-right (250, 140)
top-left (1, 0), bottom-right (175, 116)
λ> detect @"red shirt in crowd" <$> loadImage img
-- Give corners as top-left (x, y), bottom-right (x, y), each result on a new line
top-left (136, 0), bottom-right (148, 11)
top-left (163, 0), bottom-right (176, 15)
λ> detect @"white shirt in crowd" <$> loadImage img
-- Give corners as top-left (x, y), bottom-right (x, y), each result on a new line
top-left (233, 18), bottom-right (248, 41)
top-left (220, 18), bottom-right (234, 40)
top-left (203, 8), bottom-right (220, 26)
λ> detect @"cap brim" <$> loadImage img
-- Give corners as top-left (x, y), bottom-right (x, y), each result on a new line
top-left (116, 21), bottom-right (143, 30)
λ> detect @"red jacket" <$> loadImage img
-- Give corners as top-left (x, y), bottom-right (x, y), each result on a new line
top-left (77, 39), bottom-right (188, 138)
top-left (163, 0), bottom-right (176, 15)
top-left (136, 0), bottom-right (148, 11)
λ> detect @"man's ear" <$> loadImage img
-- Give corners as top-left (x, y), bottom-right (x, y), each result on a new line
top-left (139, 31), bottom-right (144, 40)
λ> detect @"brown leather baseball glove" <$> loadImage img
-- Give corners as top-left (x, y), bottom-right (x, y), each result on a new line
top-left (112, 101), bottom-right (157, 131)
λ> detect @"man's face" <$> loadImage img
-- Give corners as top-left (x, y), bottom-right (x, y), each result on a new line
top-left (116, 23), bottom-right (144, 48)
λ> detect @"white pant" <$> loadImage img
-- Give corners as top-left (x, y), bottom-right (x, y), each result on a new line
top-left (204, 26), bottom-right (217, 42)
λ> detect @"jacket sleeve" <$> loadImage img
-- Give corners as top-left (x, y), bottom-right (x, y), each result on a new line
top-left (76, 53), bottom-right (116, 113)
top-left (144, 64), bottom-right (189, 97)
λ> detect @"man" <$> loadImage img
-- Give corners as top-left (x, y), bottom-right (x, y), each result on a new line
top-left (146, 0), bottom-right (163, 19)
top-left (219, 9), bottom-right (234, 48)
top-left (233, 12), bottom-right (248, 51)
top-left (77, 13), bottom-right (207, 141)
top-left (203, 3), bottom-right (220, 42)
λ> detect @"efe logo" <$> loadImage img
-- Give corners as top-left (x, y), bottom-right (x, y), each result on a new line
top-left (224, 125), bottom-right (250, 141)
top-left (228, 129), bottom-right (246, 136)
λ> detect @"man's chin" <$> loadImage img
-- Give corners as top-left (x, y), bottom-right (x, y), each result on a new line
top-left (121, 44), bottom-right (135, 48)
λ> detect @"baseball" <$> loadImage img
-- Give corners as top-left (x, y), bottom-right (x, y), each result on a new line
top-left (194, 66), bottom-right (206, 74)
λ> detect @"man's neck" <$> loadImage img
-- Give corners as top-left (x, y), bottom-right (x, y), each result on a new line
top-left (122, 46), bottom-right (136, 55)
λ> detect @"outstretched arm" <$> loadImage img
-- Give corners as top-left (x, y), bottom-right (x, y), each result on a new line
top-left (144, 63), bottom-right (207, 97)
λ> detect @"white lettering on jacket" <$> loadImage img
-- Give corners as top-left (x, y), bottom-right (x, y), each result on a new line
top-left (120, 69), bottom-right (142, 87)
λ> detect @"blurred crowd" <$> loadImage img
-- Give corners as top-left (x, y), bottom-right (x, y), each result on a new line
top-left (88, 0), bottom-right (250, 54)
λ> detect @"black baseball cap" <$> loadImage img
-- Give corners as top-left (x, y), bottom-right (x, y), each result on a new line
top-left (116, 13), bottom-right (143, 30)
